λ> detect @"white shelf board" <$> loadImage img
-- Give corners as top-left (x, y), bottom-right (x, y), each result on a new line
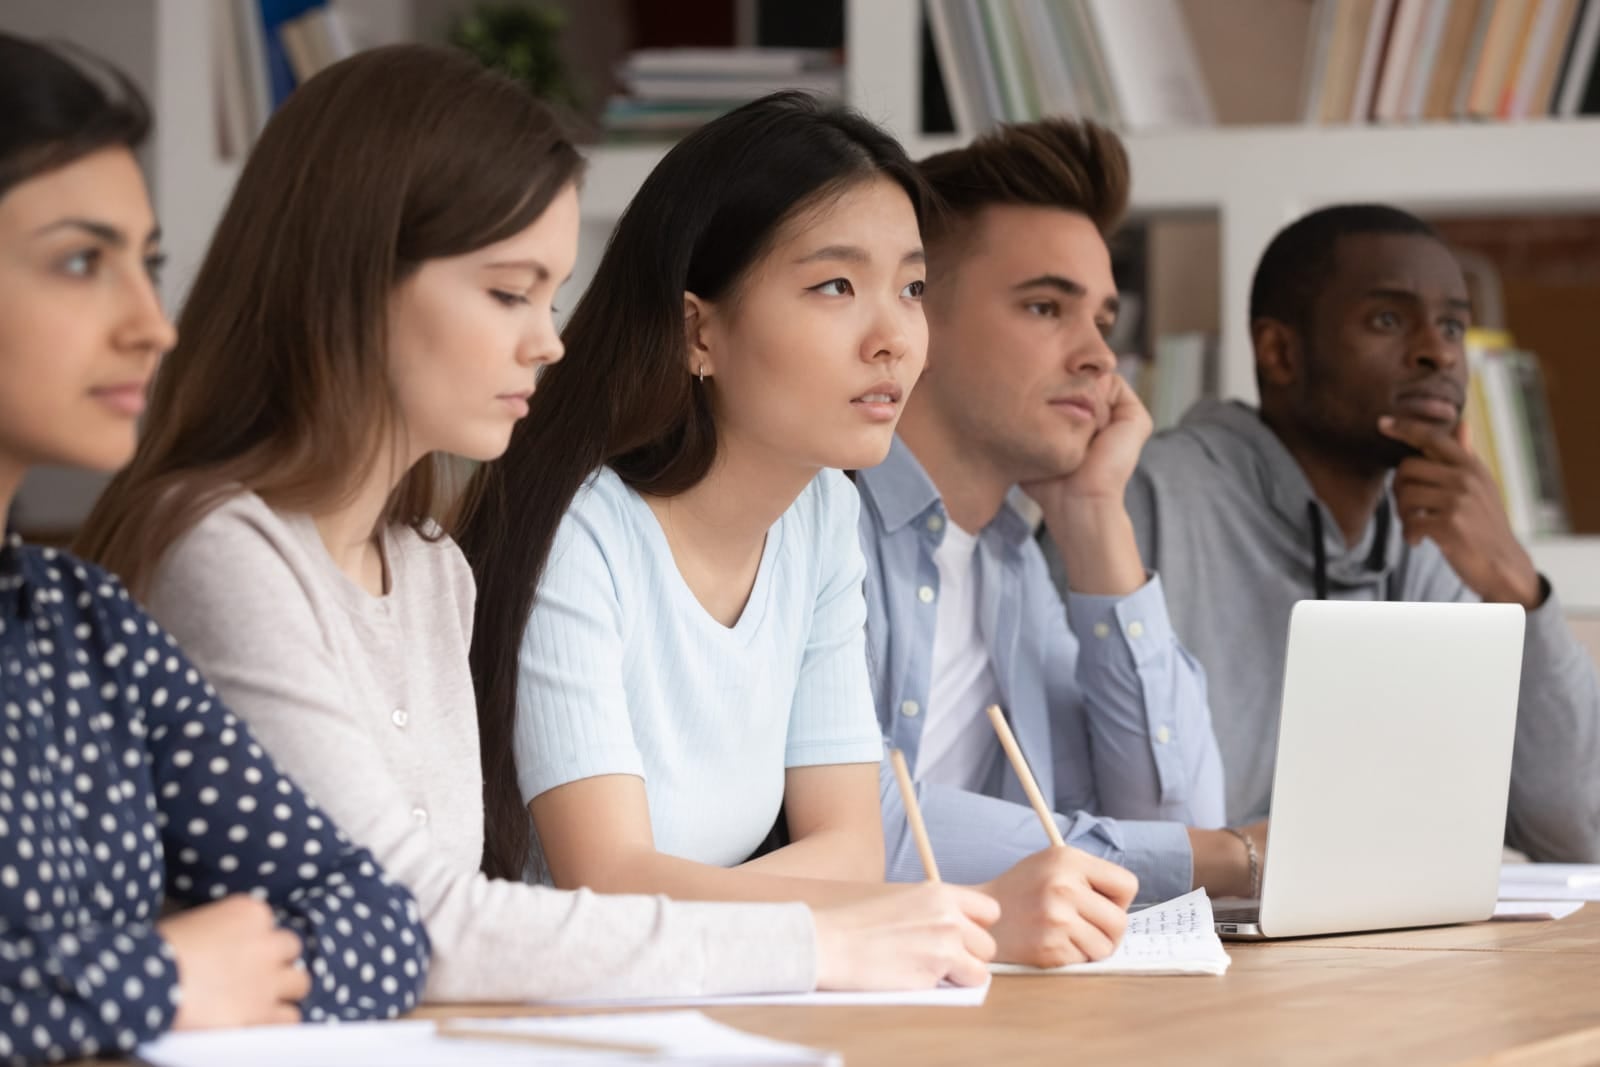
top-left (909, 118), bottom-right (1600, 216)
top-left (1531, 537), bottom-right (1600, 615)
top-left (585, 119), bottom-right (1600, 225)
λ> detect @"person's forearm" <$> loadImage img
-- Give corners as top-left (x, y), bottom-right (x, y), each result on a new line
top-left (1504, 598), bottom-right (1600, 861)
top-left (554, 846), bottom-right (890, 907)
top-left (1045, 500), bottom-right (1146, 597)
top-left (742, 826), bottom-right (885, 882)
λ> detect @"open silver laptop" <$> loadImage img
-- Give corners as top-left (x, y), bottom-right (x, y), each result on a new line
top-left (1215, 600), bottom-right (1524, 940)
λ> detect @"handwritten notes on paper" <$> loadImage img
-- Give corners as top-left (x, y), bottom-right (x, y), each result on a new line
top-left (990, 888), bottom-right (1231, 977)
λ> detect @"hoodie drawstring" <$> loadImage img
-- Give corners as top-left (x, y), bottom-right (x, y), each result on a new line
top-left (1308, 502), bottom-right (1330, 600)
top-left (1307, 500), bottom-right (1399, 601)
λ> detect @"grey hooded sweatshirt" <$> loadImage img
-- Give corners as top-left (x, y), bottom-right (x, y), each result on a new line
top-left (1048, 399), bottom-right (1600, 862)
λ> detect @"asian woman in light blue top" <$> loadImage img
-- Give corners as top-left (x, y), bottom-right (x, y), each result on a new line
top-left (458, 94), bottom-right (1000, 952)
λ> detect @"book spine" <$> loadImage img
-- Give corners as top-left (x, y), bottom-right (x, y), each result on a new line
top-left (960, 0), bottom-right (1008, 128)
top-left (1015, 0), bottom-right (1079, 117)
top-left (1507, 350), bottom-right (1571, 534)
top-left (1560, 0), bottom-right (1600, 113)
top-left (1479, 343), bottom-right (1541, 538)
top-left (981, 0), bottom-right (1033, 120)
top-left (926, 0), bottom-right (980, 136)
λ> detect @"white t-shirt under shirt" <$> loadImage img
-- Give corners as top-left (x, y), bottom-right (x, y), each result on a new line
top-left (919, 521), bottom-right (1003, 793)
top-left (516, 467), bottom-right (885, 872)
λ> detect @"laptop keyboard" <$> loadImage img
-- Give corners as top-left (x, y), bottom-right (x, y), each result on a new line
top-left (1212, 901), bottom-right (1262, 923)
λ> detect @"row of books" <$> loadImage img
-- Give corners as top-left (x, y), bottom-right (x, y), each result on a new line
top-left (214, 0), bottom-right (356, 158)
top-left (924, 0), bottom-right (1214, 135)
top-left (1302, 0), bottom-right (1600, 125)
top-left (603, 48), bottom-right (844, 141)
top-left (1463, 330), bottom-right (1570, 537)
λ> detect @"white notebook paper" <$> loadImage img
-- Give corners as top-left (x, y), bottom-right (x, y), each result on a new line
top-left (139, 1010), bottom-right (838, 1067)
top-left (989, 889), bottom-right (1231, 977)
top-left (1500, 862), bottom-right (1600, 902)
top-left (1501, 863), bottom-right (1600, 888)
top-left (1493, 900), bottom-right (1585, 921)
top-left (559, 978), bottom-right (989, 1010)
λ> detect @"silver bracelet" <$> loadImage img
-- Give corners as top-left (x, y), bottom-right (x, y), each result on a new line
top-left (1223, 826), bottom-right (1261, 898)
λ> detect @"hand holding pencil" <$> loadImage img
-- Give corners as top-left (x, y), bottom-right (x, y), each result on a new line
top-left (976, 705), bottom-right (1139, 968)
top-left (810, 751), bottom-right (997, 991)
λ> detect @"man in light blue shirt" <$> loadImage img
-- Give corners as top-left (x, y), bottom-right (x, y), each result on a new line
top-left (858, 119), bottom-right (1262, 950)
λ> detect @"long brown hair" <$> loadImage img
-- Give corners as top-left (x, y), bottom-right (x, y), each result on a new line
top-left (76, 44), bottom-right (582, 595)
top-left (456, 91), bottom-right (927, 880)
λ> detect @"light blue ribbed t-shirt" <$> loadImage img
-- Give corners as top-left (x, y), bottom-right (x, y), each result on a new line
top-left (515, 466), bottom-right (885, 871)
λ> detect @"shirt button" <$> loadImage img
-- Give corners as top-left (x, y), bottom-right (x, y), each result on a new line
top-left (918, 585), bottom-right (936, 604)
top-left (900, 700), bottom-right (921, 718)
top-left (391, 708), bottom-right (408, 729)
top-left (926, 514), bottom-right (944, 533)
top-left (1093, 622), bottom-right (1111, 640)
top-left (410, 807), bottom-right (429, 827)
top-left (1156, 726), bottom-right (1172, 744)
top-left (1126, 621), bottom-right (1145, 639)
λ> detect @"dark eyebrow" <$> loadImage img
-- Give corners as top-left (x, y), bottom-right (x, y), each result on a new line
top-left (1365, 287), bottom-right (1473, 313)
top-left (795, 245), bottom-right (925, 267)
top-left (485, 259), bottom-right (552, 282)
top-left (1014, 273), bottom-right (1121, 315)
top-left (31, 218), bottom-right (160, 248)
top-left (798, 244), bottom-right (867, 265)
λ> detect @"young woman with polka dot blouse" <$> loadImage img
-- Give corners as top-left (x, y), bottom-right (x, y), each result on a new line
top-left (0, 34), bottom-right (430, 1065)
top-left (80, 45), bottom-right (998, 1002)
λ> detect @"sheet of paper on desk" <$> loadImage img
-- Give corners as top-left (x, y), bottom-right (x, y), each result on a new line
top-left (989, 888), bottom-right (1231, 977)
top-left (1500, 863), bottom-right (1600, 888)
top-left (138, 1010), bottom-right (839, 1067)
top-left (1498, 882), bottom-right (1600, 902)
top-left (559, 978), bottom-right (989, 1009)
top-left (1493, 900), bottom-right (1586, 921)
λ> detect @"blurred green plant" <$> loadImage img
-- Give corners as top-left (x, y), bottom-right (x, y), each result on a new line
top-left (448, 3), bottom-right (581, 110)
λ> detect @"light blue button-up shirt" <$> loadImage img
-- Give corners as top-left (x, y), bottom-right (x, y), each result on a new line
top-left (856, 437), bottom-right (1226, 904)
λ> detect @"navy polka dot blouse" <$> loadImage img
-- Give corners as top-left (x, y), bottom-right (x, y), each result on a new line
top-left (0, 538), bottom-right (430, 1064)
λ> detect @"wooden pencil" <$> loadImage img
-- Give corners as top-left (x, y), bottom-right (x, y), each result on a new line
top-left (434, 1020), bottom-right (662, 1054)
top-left (889, 748), bottom-right (941, 882)
top-left (985, 704), bottom-right (1066, 847)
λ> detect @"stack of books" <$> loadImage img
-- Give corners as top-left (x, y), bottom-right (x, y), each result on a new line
top-left (1300, 0), bottom-right (1600, 125)
top-left (1463, 328), bottom-right (1570, 538)
top-left (924, 0), bottom-right (1216, 135)
top-left (603, 48), bottom-right (845, 141)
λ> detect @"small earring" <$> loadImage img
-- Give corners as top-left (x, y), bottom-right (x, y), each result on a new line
top-left (697, 365), bottom-right (706, 383)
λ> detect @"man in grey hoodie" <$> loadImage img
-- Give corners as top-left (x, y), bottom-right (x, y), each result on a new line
top-left (1060, 204), bottom-right (1600, 862)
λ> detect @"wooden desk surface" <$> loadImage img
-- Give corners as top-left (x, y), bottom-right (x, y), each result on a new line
top-left (1265, 902), bottom-right (1600, 956)
top-left (410, 913), bottom-right (1600, 1067)
top-left (97, 911), bottom-right (1598, 1067)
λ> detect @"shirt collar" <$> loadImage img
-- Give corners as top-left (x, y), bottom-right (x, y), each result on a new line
top-left (856, 436), bottom-right (943, 535)
top-left (857, 436), bottom-right (1036, 549)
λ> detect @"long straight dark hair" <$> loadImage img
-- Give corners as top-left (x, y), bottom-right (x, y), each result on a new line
top-left (457, 91), bottom-right (927, 880)
top-left (76, 45), bottom-right (582, 596)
